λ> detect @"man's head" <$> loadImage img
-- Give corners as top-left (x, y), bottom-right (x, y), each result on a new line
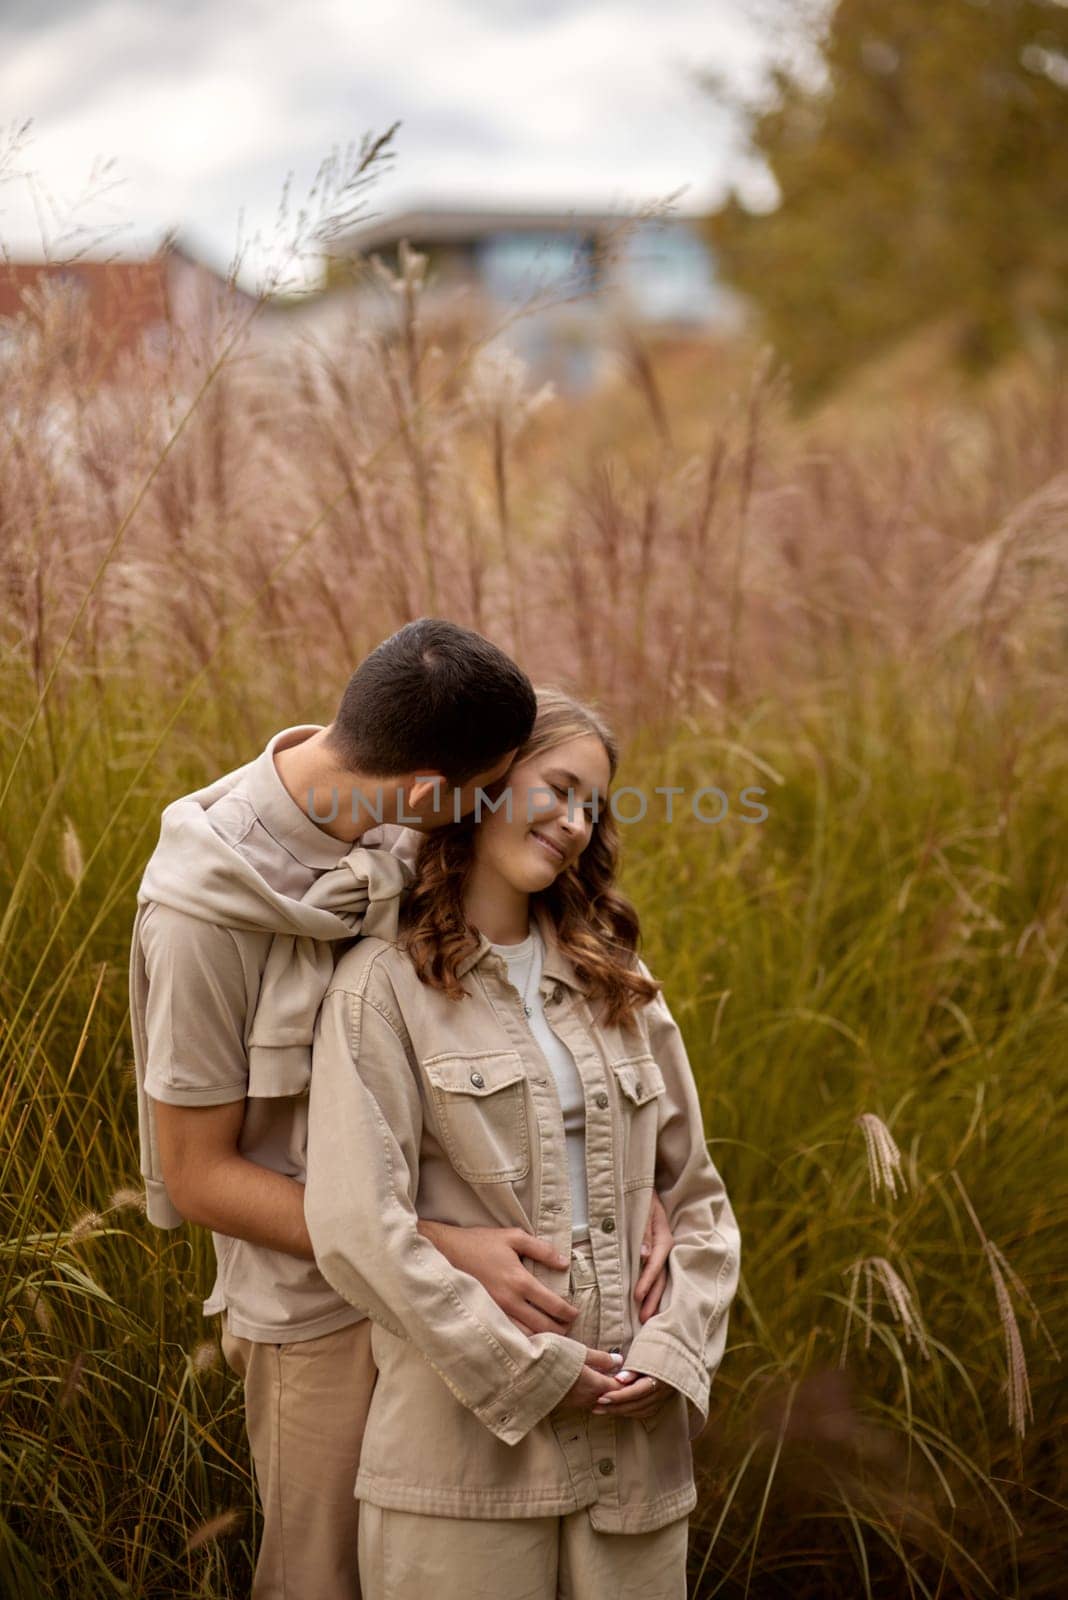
top-left (322, 618), bottom-right (536, 828)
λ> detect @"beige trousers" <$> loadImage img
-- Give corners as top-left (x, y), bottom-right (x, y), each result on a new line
top-left (358, 1503), bottom-right (689, 1600)
top-left (357, 1238), bottom-right (689, 1600)
top-left (220, 1314), bottom-right (376, 1600)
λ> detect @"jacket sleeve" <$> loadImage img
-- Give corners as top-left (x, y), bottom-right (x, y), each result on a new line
top-left (623, 966), bottom-right (741, 1436)
top-left (304, 980), bottom-right (589, 1448)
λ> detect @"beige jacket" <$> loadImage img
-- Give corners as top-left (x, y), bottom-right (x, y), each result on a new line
top-left (304, 901), bottom-right (741, 1533)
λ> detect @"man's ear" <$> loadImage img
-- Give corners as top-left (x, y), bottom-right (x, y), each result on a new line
top-left (405, 772), bottom-right (448, 816)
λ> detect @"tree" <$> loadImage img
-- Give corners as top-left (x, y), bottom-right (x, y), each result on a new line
top-left (705, 0), bottom-right (1068, 400)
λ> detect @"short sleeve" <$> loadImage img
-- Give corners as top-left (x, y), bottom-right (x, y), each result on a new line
top-left (139, 901), bottom-right (251, 1104)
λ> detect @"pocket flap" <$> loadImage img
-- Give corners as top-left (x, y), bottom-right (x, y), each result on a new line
top-left (611, 1054), bottom-right (666, 1106)
top-left (424, 1050), bottom-right (526, 1097)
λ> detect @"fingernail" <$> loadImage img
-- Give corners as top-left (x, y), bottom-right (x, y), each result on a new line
top-left (610, 1352), bottom-right (623, 1365)
top-left (617, 1369), bottom-right (635, 1381)
top-left (640, 1244), bottom-right (651, 1258)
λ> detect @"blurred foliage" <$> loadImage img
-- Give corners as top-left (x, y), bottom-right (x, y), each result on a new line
top-left (705, 0), bottom-right (1068, 401)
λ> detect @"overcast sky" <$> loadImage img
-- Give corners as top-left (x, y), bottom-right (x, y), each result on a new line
top-left (1, 0), bottom-right (774, 290)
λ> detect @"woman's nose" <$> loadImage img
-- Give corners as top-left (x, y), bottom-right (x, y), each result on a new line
top-left (558, 807), bottom-right (587, 840)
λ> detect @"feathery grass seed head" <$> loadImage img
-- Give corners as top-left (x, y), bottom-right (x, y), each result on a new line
top-left (856, 1112), bottom-right (907, 1201)
top-left (183, 1509), bottom-right (242, 1553)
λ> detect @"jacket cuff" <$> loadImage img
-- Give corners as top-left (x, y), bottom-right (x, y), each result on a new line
top-left (471, 1334), bottom-right (588, 1447)
top-left (622, 1325), bottom-right (711, 1431)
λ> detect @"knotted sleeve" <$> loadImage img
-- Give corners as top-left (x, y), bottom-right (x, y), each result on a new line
top-left (246, 846), bottom-right (413, 1096)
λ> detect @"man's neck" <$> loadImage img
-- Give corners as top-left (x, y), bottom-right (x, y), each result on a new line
top-left (273, 729), bottom-right (397, 844)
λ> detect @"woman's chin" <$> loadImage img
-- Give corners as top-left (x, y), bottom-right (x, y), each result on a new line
top-left (501, 860), bottom-right (557, 894)
top-left (480, 836), bottom-right (561, 894)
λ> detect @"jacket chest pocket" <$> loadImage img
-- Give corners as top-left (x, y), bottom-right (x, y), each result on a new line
top-left (423, 1049), bottom-right (531, 1184)
top-left (610, 1051), bottom-right (666, 1185)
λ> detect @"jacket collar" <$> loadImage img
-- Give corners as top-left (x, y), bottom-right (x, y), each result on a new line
top-left (455, 899), bottom-right (588, 995)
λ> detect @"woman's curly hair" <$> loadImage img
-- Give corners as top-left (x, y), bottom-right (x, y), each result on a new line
top-left (398, 686), bottom-right (661, 1030)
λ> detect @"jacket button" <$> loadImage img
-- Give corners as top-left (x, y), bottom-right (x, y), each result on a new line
top-left (598, 1457), bottom-right (615, 1475)
top-left (551, 986), bottom-right (564, 1004)
top-left (595, 1092), bottom-right (609, 1109)
top-left (499, 1412), bottom-right (512, 1424)
top-left (470, 1072), bottom-right (485, 1088)
top-left (634, 1081), bottom-right (644, 1096)
top-left (600, 1217), bottom-right (616, 1234)
top-left (609, 1346), bottom-right (621, 1357)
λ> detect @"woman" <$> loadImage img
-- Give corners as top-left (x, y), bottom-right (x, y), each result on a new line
top-left (304, 688), bottom-right (741, 1600)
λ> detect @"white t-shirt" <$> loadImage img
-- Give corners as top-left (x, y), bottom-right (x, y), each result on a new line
top-left (489, 922), bottom-right (591, 1242)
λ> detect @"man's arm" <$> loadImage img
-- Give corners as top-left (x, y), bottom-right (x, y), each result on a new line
top-left (154, 1098), bottom-right (582, 1338)
top-left (152, 1099), bottom-right (315, 1256)
top-left (152, 1098), bottom-right (578, 1339)
top-left (141, 901), bottom-right (328, 1257)
top-left (143, 902), bottom-right (671, 1321)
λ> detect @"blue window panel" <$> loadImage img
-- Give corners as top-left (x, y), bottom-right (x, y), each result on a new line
top-left (611, 223), bottom-right (718, 323)
top-left (477, 232), bottom-right (594, 302)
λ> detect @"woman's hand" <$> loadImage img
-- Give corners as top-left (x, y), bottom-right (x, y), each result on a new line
top-left (634, 1190), bottom-right (674, 1323)
top-left (416, 1220), bottom-right (579, 1336)
top-left (592, 1367), bottom-right (675, 1420)
top-left (553, 1348), bottom-right (625, 1413)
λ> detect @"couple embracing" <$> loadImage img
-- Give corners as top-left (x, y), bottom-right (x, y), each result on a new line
top-left (130, 617), bottom-right (741, 1600)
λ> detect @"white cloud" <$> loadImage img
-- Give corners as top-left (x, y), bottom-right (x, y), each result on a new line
top-left (0, 0), bottom-right (771, 284)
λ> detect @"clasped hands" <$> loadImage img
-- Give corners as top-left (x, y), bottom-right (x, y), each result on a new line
top-left (560, 1351), bottom-right (672, 1420)
top-left (418, 1192), bottom-right (677, 1424)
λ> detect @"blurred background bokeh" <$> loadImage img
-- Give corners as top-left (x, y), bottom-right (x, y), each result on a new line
top-left (1, 2), bottom-right (1065, 1596)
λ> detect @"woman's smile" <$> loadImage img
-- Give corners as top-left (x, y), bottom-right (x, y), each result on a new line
top-left (530, 828), bottom-right (567, 866)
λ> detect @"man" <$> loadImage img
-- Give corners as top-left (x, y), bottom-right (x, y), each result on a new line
top-left (130, 617), bottom-right (673, 1600)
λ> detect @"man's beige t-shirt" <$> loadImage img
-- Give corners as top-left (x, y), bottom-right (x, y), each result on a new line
top-left (139, 724), bottom-right (420, 1343)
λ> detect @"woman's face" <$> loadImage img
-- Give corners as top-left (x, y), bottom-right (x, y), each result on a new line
top-left (473, 732), bottom-right (613, 892)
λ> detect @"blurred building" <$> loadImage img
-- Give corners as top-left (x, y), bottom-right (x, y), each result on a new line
top-left (0, 234), bottom-right (256, 374)
top-left (303, 205), bottom-right (744, 390)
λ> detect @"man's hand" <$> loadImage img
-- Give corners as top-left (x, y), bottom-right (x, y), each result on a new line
top-left (635, 1190), bottom-right (674, 1323)
top-left (592, 1367), bottom-right (675, 1420)
top-left (553, 1348), bottom-right (625, 1414)
top-left (417, 1221), bottom-right (579, 1336)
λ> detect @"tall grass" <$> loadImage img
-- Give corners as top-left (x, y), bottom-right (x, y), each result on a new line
top-left (0, 232), bottom-right (1065, 1597)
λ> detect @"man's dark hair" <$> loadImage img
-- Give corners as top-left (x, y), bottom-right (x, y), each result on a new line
top-left (325, 618), bottom-right (537, 785)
